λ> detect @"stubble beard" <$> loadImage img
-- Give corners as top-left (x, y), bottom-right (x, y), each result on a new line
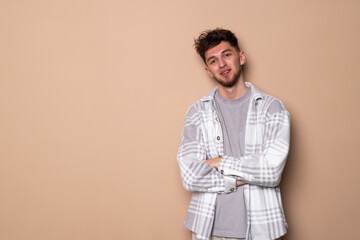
top-left (214, 68), bottom-right (242, 88)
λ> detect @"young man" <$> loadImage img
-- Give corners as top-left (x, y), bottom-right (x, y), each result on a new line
top-left (177, 28), bottom-right (290, 240)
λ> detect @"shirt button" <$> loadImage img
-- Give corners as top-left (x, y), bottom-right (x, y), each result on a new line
top-left (217, 136), bottom-right (220, 140)
top-left (230, 188), bottom-right (235, 192)
top-left (220, 170), bottom-right (224, 174)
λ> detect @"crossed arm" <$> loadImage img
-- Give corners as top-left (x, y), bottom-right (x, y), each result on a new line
top-left (205, 157), bottom-right (246, 187)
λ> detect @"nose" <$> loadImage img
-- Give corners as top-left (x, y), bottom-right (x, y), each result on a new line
top-left (219, 58), bottom-right (227, 68)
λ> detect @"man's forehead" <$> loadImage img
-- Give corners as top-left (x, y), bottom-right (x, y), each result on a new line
top-left (205, 41), bottom-right (235, 55)
top-left (205, 41), bottom-right (234, 57)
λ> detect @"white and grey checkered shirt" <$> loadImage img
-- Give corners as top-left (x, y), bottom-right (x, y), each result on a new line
top-left (177, 82), bottom-right (290, 240)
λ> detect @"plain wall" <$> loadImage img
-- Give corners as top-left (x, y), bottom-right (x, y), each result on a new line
top-left (1, 0), bottom-right (359, 239)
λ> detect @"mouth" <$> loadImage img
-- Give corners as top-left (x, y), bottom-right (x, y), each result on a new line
top-left (220, 69), bottom-right (231, 76)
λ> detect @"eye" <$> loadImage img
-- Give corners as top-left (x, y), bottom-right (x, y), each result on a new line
top-left (224, 53), bottom-right (231, 58)
top-left (209, 59), bottom-right (216, 64)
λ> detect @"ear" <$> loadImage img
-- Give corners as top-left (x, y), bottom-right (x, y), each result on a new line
top-left (205, 66), bottom-right (214, 78)
top-left (239, 51), bottom-right (246, 66)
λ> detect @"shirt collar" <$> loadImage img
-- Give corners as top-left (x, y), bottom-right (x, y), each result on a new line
top-left (200, 82), bottom-right (263, 102)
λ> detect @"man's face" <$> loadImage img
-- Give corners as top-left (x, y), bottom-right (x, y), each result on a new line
top-left (204, 41), bottom-right (245, 88)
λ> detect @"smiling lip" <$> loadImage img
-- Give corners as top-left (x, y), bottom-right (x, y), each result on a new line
top-left (220, 69), bottom-right (231, 76)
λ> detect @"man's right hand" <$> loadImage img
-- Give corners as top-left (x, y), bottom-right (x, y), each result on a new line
top-left (236, 180), bottom-right (246, 187)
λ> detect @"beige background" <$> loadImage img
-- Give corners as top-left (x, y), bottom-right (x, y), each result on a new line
top-left (1, 0), bottom-right (359, 239)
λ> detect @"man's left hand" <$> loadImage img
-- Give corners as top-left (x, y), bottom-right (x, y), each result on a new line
top-left (204, 156), bottom-right (221, 170)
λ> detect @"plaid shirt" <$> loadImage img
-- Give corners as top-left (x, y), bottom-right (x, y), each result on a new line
top-left (177, 82), bottom-right (290, 240)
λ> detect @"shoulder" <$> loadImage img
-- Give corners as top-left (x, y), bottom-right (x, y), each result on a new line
top-left (247, 82), bottom-right (288, 115)
top-left (184, 101), bottom-right (202, 118)
top-left (258, 93), bottom-right (288, 115)
top-left (184, 99), bottom-right (209, 118)
top-left (184, 88), bottom-right (217, 118)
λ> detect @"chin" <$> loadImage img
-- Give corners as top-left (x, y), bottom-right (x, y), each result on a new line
top-left (217, 78), bottom-right (238, 88)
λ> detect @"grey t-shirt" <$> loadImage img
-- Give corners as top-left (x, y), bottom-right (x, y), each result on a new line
top-left (212, 88), bottom-right (251, 238)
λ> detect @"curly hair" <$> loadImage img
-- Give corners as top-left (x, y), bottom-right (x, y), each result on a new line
top-left (194, 28), bottom-right (240, 63)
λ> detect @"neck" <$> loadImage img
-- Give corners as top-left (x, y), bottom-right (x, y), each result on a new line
top-left (218, 77), bottom-right (248, 100)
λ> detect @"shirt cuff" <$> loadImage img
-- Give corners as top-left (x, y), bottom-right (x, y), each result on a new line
top-left (218, 155), bottom-right (255, 182)
top-left (223, 175), bottom-right (237, 193)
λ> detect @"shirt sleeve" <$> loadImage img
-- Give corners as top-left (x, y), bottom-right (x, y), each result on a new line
top-left (218, 104), bottom-right (290, 188)
top-left (177, 114), bottom-right (235, 193)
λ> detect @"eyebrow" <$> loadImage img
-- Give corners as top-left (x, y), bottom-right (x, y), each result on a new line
top-left (206, 49), bottom-right (232, 63)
